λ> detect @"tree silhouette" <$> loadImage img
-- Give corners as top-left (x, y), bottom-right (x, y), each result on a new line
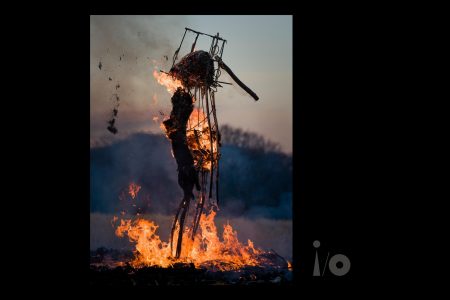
top-left (220, 124), bottom-right (282, 153)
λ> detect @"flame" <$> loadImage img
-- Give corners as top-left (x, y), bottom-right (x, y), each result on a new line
top-left (152, 67), bottom-right (218, 171)
top-left (153, 70), bottom-right (183, 94)
top-left (128, 183), bottom-right (141, 199)
top-left (111, 216), bottom-right (118, 227)
top-left (113, 183), bottom-right (286, 271)
top-left (116, 210), bottom-right (263, 270)
top-left (116, 218), bottom-right (172, 267)
top-left (186, 108), bottom-right (218, 171)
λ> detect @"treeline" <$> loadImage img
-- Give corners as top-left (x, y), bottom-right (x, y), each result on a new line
top-left (90, 126), bottom-right (292, 218)
top-left (220, 125), bottom-right (282, 153)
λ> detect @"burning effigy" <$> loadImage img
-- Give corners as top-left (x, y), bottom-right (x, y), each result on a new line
top-left (157, 28), bottom-right (260, 259)
top-left (92, 28), bottom-right (291, 286)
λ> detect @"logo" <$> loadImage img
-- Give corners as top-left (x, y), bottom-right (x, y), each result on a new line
top-left (313, 240), bottom-right (351, 277)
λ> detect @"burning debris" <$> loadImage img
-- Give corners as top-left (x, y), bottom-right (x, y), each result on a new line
top-left (98, 53), bottom-right (125, 135)
top-left (107, 93), bottom-right (120, 134)
top-left (107, 119), bottom-right (118, 134)
top-left (90, 261), bottom-right (292, 286)
top-left (90, 258), bottom-right (292, 286)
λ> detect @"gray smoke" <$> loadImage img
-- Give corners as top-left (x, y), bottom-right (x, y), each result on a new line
top-left (90, 15), bottom-right (188, 143)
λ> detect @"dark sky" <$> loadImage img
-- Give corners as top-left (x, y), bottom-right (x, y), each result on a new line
top-left (90, 15), bottom-right (292, 152)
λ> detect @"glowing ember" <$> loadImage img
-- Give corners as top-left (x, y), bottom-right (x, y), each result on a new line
top-left (128, 183), bottom-right (141, 199)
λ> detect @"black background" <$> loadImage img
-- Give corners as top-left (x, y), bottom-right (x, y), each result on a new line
top-left (6, 4), bottom-right (406, 294)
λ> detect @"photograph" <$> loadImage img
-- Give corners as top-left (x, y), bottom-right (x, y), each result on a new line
top-left (90, 15), bottom-right (293, 286)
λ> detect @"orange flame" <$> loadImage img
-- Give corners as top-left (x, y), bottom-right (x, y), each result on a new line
top-left (115, 210), bottom-right (263, 270)
top-left (186, 108), bottom-right (218, 171)
top-left (152, 67), bottom-right (218, 171)
top-left (153, 70), bottom-right (183, 94)
top-left (128, 183), bottom-right (141, 199)
top-left (116, 218), bottom-right (172, 267)
top-left (114, 183), bottom-right (283, 271)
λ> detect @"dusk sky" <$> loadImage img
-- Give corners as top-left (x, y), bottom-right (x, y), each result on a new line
top-left (90, 15), bottom-right (292, 153)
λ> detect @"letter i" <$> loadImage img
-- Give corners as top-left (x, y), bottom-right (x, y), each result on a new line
top-left (313, 240), bottom-right (321, 276)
